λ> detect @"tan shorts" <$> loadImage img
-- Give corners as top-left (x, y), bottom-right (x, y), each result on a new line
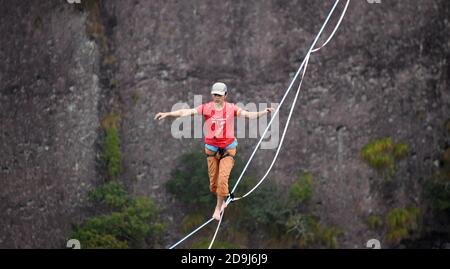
top-left (205, 147), bottom-right (237, 197)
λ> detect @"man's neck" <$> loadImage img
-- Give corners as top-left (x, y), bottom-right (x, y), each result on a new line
top-left (214, 101), bottom-right (225, 109)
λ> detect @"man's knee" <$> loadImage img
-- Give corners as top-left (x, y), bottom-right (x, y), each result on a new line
top-left (210, 185), bottom-right (217, 193)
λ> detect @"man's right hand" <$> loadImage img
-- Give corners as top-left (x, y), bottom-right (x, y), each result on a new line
top-left (154, 112), bottom-right (169, 120)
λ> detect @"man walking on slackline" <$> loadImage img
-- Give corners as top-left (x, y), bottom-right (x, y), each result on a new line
top-left (155, 82), bottom-right (273, 220)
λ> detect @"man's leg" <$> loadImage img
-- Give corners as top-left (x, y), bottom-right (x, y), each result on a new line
top-left (205, 148), bottom-right (221, 220)
top-left (205, 148), bottom-right (219, 193)
top-left (217, 148), bottom-right (237, 214)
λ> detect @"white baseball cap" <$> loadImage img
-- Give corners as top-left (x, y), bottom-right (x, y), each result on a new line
top-left (211, 82), bottom-right (227, 96)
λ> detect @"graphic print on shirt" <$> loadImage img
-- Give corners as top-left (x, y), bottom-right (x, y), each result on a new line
top-left (210, 114), bottom-right (229, 139)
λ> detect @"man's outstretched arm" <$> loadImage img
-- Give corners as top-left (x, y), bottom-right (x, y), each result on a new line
top-left (239, 108), bottom-right (274, 119)
top-left (154, 108), bottom-right (198, 121)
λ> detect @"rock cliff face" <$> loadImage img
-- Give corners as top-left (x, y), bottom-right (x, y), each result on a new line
top-left (0, 0), bottom-right (448, 248)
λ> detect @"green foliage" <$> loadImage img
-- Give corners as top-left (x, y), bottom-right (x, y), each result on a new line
top-left (72, 183), bottom-right (165, 249)
top-left (393, 143), bottom-right (409, 159)
top-left (386, 207), bottom-right (421, 245)
top-left (446, 119), bottom-right (450, 134)
top-left (425, 148), bottom-right (450, 211)
top-left (287, 214), bottom-right (342, 249)
top-left (100, 113), bottom-right (122, 180)
top-left (166, 151), bottom-right (244, 213)
top-left (289, 172), bottom-right (313, 206)
top-left (109, 78), bottom-right (119, 88)
top-left (71, 231), bottom-right (128, 249)
top-left (286, 214), bottom-right (316, 246)
top-left (360, 137), bottom-right (409, 179)
top-left (181, 214), bottom-right (205, 234)
top-left (191, 238), bottom-right (242, 249)
top-left (238, 178), bottom-right (291, 236)
top-left (89, 181), bottom-right (130, 208)
top-left (366, 215), bottom-right (383, 230)
top-left (426, 175), bottom-right (450, 211)
top-left (102, 126), bottom-right (122, 180)
top-left (168, 152), bottom-right (336, 248)
top-left (166, 151), bottom-right (215, 212)
top-left (131, 90), bottom-right (140, 104)
top-left (317, 226), bottom-right (342, 249)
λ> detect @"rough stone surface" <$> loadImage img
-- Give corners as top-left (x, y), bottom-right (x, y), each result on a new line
top-left (0, 0), bottom-right (448, 248)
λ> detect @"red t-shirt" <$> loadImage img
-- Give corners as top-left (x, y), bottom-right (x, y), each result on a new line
top-left (196, 102), bottom-right (240, 148)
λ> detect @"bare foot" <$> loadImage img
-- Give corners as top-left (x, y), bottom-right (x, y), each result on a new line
top-left (212, 207), bottom-right (221, 221)
top-left (220, 202), bottom-right (227, 213)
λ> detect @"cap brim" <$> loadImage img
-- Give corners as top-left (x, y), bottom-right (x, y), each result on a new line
top-left (211, 91), bottom-right (226, 95)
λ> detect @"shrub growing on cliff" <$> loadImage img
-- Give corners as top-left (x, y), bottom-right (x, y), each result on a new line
top-left (101, 113), bottom-right (122, 180)
top-left (286, 214), bottom-right (342, 249)
top-left (386, 207), bottom-right (421, 245)
top-left (239, 179), bottom-right (291, 236)
top-left (366, 215), bottom-right (383, 230)
top-left (167, 152), bottom-right (336, 248)
top-left (360, 137), bottom-right (409, 179)
top-left (166, 151), bottom-right (244, 213)
top-left (166, 151), bottom-right (214, 212)
top-left (102, 126), bottom-right (122, 180)
top-left (289, 172), bottom-right (313, 206)
top-left (89, 181), bottom-right (130, 208)
top-left (72, 182), bottom-right (165, 249)
top-left (180, 213), bottom-right (205, 234)
top-left (425, 148), bottom-right (450, 211)
top-left (166, 151), bottom-right (291, 243)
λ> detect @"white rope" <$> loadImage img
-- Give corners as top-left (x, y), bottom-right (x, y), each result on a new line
top-left (233, 0), bottom-right (350, 201)
top-left (168, 0), bottom-right (350, 249)
top-left (208, 207), bottom-right (226, 249)
top-left (311, 0), bottom-right (350, 53)
top-left (229, 0), bottom-right (343, 196)
top-left (168, 217), bottom-right (215, 249)
top-left (230, 0), bottom-right (348, 199)
top-left (206, 54), bottom-right (311, 248)
top-left (235, 53), bottom-right (310, 201)
top-left (207, 0), bottom-right (348, 249)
